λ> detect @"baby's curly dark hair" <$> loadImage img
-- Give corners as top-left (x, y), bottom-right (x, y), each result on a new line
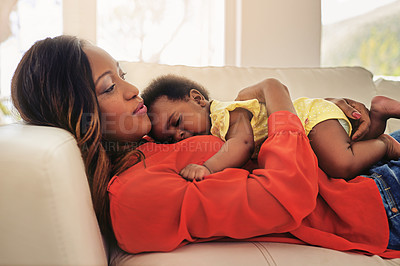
top-left (141, 74), bottom-right (210, 112)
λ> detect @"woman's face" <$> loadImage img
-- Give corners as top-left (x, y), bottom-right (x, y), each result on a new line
top-left (83, 44), bottom-right (151, 142)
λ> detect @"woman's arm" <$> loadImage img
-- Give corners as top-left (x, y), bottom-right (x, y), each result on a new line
top-left (236, 78), bottom-right (296, 116)
top-left (235, 80), bottom-right (371, 140)
top-left (236, 81), bottom-right (371, 141)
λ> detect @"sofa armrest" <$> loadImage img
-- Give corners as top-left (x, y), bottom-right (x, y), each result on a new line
top-left (0, 124), bottom-right (107, 265)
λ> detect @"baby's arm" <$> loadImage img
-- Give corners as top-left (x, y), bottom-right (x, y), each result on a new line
top-left (181, 78), bottom-right (294, 181)
top-left (180, 108), bottom-right (254, 181)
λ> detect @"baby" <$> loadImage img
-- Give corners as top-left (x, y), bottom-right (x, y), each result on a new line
top-left (141, 74), bottom-right (400, 181)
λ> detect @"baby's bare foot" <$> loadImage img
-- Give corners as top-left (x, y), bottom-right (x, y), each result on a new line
top-left (378, 134), bottom-right (400, 160)
top-left (370, 96), bottom-right (400, 120)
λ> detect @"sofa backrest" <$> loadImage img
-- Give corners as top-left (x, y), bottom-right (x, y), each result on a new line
top-left (375, 78), bottom-right (400, 133)
top-left (120, 62), bottom-right (377, 107)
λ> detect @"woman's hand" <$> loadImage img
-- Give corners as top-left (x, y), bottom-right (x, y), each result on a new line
top-left (236, 78), bottom-right (296, 116)
top-left (325, 98), bottom-right (370, 141)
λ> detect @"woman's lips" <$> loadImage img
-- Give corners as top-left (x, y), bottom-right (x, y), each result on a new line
top-left (133, 102), bottom-right (147, 115)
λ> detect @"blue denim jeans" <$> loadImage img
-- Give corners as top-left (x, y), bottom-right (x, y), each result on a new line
top-left (362, 130), bottom-right (400, 250)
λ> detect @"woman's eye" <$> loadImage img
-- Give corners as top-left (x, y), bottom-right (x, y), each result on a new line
top-left (120, 72), bottom-right (127, 80)
top-left (104, 84), bottom-right (115, 93)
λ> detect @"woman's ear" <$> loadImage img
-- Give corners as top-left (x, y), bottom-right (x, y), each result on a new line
top-left (189, 89), bottom-right (207, 107)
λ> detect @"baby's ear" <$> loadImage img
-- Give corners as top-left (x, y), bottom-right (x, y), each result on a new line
top-left (189, 89), bottom-right (207, 107)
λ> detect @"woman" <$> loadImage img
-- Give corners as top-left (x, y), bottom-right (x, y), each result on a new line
top-left (11, 35), bottom-right (400, 258)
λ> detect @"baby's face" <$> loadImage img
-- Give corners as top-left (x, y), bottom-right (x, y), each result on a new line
top-left (149, 96), bottom-right (211, 143)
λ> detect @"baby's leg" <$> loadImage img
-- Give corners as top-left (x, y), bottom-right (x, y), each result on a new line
top-left (378, 134), bottom-right (400, 160)
top-left (308, 119), bottom-right (398, 180)
top-left (364, 96), bottom-right (400, 139)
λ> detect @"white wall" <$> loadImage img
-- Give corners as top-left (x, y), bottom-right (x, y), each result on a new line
top-left (63, 0), bottom-right (322, 68)
top-left (63, 0), bottom-right (97, 44)
top-left (225, 0), bottom-right (321, 67)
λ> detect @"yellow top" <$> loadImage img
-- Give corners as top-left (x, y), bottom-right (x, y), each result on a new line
top-left (209, 97), bottom-right (352, 145)
top-left (293, 97), bottom-right (352, 136)
top-left (210, 99), bottom-right (268, 146)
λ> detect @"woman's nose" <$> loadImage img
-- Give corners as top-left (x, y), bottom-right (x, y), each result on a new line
top-left (124, 83), bottom-right (140, 100)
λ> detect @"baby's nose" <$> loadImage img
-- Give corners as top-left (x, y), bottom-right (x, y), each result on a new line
top-left (175, 130), bottom-right (192, 141)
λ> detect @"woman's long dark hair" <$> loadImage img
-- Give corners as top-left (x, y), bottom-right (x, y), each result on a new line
top-left (11, 35), bottom-right (140, 262)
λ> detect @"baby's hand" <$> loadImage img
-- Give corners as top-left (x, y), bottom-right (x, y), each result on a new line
top-left (180, 164), bottom-right (211, 181)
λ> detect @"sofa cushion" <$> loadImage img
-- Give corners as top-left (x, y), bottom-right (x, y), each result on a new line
top-left (115, 242), bottom-right (400, 266)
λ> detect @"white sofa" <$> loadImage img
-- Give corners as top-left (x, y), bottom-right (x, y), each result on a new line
top-left (1, 63), bottom-right (400, 266)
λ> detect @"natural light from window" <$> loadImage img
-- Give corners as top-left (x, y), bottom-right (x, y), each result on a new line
top-left (0, 0), bottom-right (62, 97)
top-left (97, 0), bottom-right (225, 67)
top-left (322, 0), bottom-right (397, 25)
top-left (321, 0), bottom-right (400, 78)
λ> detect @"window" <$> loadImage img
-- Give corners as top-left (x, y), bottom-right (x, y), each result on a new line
top-left (321, 0), bottom-right (400, 77)
top-left (97, 0), bottom-right (225, 66)
top-left (0, 0), bottom-right (62, 123)
top-left (0, 0), bottom-right (63, 98)
top-left (0, 0), bottom-right (224, 123)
